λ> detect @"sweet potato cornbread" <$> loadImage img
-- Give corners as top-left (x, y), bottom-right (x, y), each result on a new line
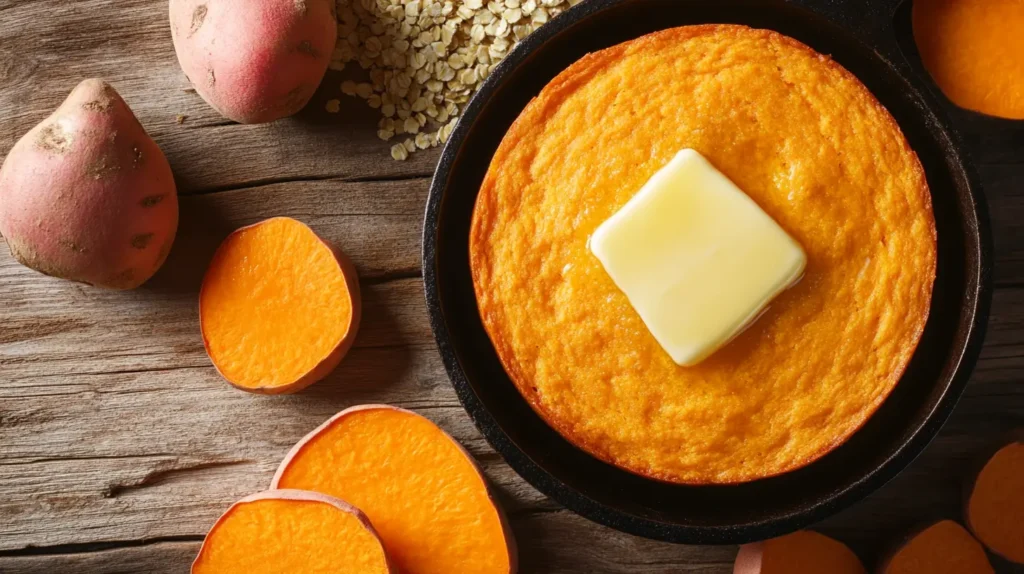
top-left (470, 25), bottom-right (936, 484)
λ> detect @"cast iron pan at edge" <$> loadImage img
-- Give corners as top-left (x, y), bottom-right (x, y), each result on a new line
top-left (423, 0), bottom-right (993, 544)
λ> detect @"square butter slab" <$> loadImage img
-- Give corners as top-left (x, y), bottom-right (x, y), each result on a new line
top-left (590, 149), bottom-right (806, 366)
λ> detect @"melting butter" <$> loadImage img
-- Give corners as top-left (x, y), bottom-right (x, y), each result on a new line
top-left (590, 149), bottom-right (806, 366)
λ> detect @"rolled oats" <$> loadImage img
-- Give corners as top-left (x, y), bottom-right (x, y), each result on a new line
top-left (330, 0), bottom-right (575, 157)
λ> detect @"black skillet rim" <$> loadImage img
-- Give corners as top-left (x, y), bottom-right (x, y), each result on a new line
top-left (422, 0), bottom-right (994, 544)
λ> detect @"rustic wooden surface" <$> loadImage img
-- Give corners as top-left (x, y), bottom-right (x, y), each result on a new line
top-left (0, 0), bottom-right (1021, 572)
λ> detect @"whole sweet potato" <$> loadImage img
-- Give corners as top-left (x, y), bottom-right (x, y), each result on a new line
top-left (170, 0), bottom-right (338, 124)
top-left (0, 79), bottom-right (179, 289)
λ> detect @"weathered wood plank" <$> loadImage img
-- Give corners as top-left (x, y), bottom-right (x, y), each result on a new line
top-left (0, 0), bottom-right (438, 195)
top-left (1, 0), bottom-right (1023, 571)
top-left (0, 511), bottom-right (739, 574)
top-left (0, 177), bottom-right (427, 381)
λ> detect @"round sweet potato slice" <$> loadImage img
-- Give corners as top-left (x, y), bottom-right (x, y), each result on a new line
top-left (965, 440), bottom-right (1024, 564)
top-left (272, 405), bottom-right (516, 574)
top-left (192, 489), bottom-right (393, 573)
top-left (880, 520), bottom-right (994, 574)
top-left (734, 530), bottom-right (866, 574)
top-left (199, 217), bottom-right (360, 394)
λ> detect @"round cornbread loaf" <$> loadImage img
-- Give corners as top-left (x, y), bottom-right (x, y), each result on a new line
top-left (470, 25), bottom-right (936, 484)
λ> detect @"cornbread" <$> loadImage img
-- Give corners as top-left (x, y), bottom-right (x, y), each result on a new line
top-left (470, 25), bottom-right (936, 484)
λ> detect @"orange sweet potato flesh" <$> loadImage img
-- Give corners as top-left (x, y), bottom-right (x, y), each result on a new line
top-left (734, 531), bottom-right (866, 574)
top-left (912, 0), bottom-right (1024, 119)
top-left (200, 217), bottom-right (360, 394)
top-left (272, 405), bottom-right (515, 574)
top-left (881, 520), bottom-right (994, 574)
top-left (192, 489), bottom-right (393, 574)
top-left (966, 441), bottom-right (1024, 564)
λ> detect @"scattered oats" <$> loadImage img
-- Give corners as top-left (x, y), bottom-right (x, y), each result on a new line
top-left (447, 53), bottom-right (466, 70)
top-left (326, 99), bottom-right (342, 113)
top-left (470, 23), bottom-right (486, 42)
top-left (330, 0), bottom-right (572, 158)
top-left (513, 24), bottom-right (531, 40)
top-left (459, 68), bottom-right (478, 84)
top-left (355, 82), bottom-right (374, 98)
top-left (391, 143), bottom-right (409, 160)
top-left (494, 18), bottom-right (510, 37)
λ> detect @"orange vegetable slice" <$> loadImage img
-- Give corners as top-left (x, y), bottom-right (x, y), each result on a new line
top-left (200, 217), bottom-right (360, 394)
top-left (734, 530), bottom-right (866, 574)
top-left (966, 441), bottom-right (1024, 564)
top-left (272, 405), bottom-right (516, 574)
top-left (881, 520), bottom-right (994, 574)
top-left (912, 0), bottom-right (1024, 119)
top-left (192, 489), bottom-right (393, 574)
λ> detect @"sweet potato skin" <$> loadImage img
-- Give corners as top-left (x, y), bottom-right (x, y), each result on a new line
top-left (192, 489), bottom-right (395, 573)
top-left (271, 404), bottom-right (518, 573)
top-left (169, 0), bottom-right (337, 124)
top-left (964, 438), bottom-right (1024, 564)
top-left (198, 217), bottom-right (361, 394)
top-left (734, 532), bottom-right (866, 574)
top-left (0, 79), bottom-right (178, 289)
top-left (878, 520), bottom-right (994, 574)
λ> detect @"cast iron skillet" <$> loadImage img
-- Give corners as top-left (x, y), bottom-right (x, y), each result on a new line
top-left (423, 0), bottom-right (993, 543)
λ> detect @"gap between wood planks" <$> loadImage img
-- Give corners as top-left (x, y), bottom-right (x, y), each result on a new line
top-left (0, 536), bottom-right (203, 558)
top-left (181, 171), bottom-right (434, 196)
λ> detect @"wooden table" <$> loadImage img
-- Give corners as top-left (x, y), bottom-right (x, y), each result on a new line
top-left (1, 1), bottom-right (1021, 572)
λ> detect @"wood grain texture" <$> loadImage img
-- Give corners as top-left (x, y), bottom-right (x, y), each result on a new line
top-left (1, 0), bottom-right (1023, 572)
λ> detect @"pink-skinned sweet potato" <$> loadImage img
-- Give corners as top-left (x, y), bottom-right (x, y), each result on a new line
top-left (0, 79), bottom-right (178, 289)
top-left (170, 0), bottom-right (337, 124)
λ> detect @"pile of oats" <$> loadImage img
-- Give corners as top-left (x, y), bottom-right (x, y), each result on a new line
top-left (325, 0), bottom-right (579, 159)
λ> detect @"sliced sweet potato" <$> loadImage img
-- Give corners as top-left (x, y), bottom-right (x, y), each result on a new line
top-left (199, 217), bottom-right (360, 394)
top-left (881, 520), bottom-right (994, 574)
top-left (192, 489), bottom-right (392, 573)
top-left (965, 441), bottom-right (1024, 564)
top-left (272, 405), bottom-right (516, 574)
top-left (734, 530), bottom-right (866, 574)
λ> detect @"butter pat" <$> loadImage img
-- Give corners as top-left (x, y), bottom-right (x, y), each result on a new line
top-left (590, 149), bottom-right (806, 366)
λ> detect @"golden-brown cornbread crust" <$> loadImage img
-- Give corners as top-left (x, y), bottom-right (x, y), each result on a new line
top-left (470, 24), bottom-right (936, 484)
